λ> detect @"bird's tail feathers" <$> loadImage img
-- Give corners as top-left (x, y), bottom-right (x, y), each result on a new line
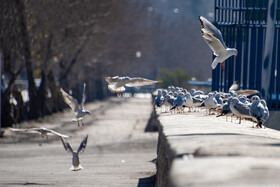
top-left (70, 164), bottom-right (83, 171)
top-left (211, 58), bottom-right (220, 69)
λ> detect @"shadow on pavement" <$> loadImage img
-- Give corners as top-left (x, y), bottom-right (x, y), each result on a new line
top-left (137, 174), bottom-right (156, 187)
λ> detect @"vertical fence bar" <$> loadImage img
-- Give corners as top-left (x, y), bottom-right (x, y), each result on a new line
top-left (249, 26), bottom-right (256, 89)
top-left (242, 20), bottom-right (249, 89)
top-left (256, 26), bottom-right (264, 92)
top-left (276, 28), bottom-right (280, 110)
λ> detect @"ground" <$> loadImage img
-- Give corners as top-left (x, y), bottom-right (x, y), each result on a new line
top-left (0, 96), bottom-right (157, 187)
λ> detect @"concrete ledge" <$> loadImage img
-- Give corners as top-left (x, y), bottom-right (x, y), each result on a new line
top-left (155, 110), bottom-right (280, 187)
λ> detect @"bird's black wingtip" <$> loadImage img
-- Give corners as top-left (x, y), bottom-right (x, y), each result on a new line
top-left (198, 16), bottom-right (204, 27)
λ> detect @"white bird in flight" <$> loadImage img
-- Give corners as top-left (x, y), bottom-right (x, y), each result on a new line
top-left (60, 83), bottom-right (91, 126)
top-left (10, 127), bottom-right (70, 139)
top-left (105, 76), bottom-right (159, 95)
top-left (199, 16), bottom-right (237, 71)
top-left (60, 135), bottom-right (88, 171)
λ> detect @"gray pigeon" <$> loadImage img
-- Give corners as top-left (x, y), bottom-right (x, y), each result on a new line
top-left (155, 90), bottom-right (163, 107)
top-left (60, 135), bottom-right (88, 171)
top-left (229, 97), bottom-right (251, 124)
top-left (250, 96), bottom-right (265, 128)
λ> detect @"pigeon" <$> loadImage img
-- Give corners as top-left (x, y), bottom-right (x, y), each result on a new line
top-left (260, 99), bottom-right (269, 127)
top-left (184, 92), bottom-right (193, 112)
top-left (199, 16), bottom-right (237, 71)
top-left (10, 127), bottom-right (69, 139)
top-left (155, 90), bottom-right (163, 107)
top-left (190, 89), bottom-right (204, 96)
top-left (249, 96), bottom-right (265, 128)
top-left (171, 92), bottom-right (186, 113)
top-left (229, 81), bottom-right (259, 96)
top-left (216, 97), bottom-right (233, 122)
top-left (60, 135), bottom-right (88, 171)
top-left (204, 93), bottom-right (221, 115)
top-left (60, 83), bottom-right (91, 126)
top-left (229, 97), bottom-right (251, 124)
top-left (105, 76), bottom-right (159, 94)
top-left (229, 81), bottom-right (240, 93)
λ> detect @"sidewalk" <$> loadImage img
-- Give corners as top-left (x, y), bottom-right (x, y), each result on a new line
top-left (0, 96), bottom-right (157, 187)
top-left (155, 109), bottom-right (280, 187)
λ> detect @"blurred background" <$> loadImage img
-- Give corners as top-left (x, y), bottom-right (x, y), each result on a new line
top-left (1, 0), bottom-right (215, 126)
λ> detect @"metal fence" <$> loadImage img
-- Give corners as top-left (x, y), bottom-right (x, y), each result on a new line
top-left (212, 0), bottom-right (280, 110)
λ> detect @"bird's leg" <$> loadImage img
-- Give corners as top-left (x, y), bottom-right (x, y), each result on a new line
top-left (118, 92), bottom-right (121, 96)
top-left (239, 117), bottom-right (241, 124)
top-left (82, 120), bottom-right (85, 126)
top-left (77, 121), bottom-right (80, 127)
top-left (221, 62), bottom-right (225, 72)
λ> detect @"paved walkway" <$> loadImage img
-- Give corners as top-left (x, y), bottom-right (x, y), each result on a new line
top-left (0, 96), bottom-right (157, 187)
top-left (156, 109), bottom-right (280, 187)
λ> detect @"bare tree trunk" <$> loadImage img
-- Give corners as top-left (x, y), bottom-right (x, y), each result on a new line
top-left (16, 0), bottom-right (40, 119)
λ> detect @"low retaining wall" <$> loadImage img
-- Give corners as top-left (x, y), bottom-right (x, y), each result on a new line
top-left (155, 110), bottom-right (280, 187)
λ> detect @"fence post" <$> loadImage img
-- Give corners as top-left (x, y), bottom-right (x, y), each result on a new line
top-left (261, 0), bottom-right (276, 99)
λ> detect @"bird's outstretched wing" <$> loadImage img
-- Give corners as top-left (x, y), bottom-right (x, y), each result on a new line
top-left (48, 129), bottom-right (70, 138)
top-left (81, 83), bottom-right (86, 109)
top-left (60, 88), bottom-right (79, 113)
top-left (125, 77), bottom-right (159, 87)
top-left (10, 128), bottom-right (41, 134)
top-left (60, 137), bottom-right (73, 153)
top-left (235, 89), bottom-right (259, 96)
top-left (199, 16), bottom-right (227, 49)
top-left (200, 30), bottom-right (227, 57)
top-left (77, 135), bottom-right (88, 154)
top-left (105, 76), bottom-right (119, 84)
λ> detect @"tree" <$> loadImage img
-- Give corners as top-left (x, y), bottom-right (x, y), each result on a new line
top-left (157, 68), bottom-right (191, 88)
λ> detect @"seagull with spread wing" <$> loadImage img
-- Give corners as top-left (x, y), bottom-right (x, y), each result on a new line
top-left (60, 83), bottom-right (91, 126)
top-left (105, 76), bottom-right (159, 95)
top-left (60, 135), bottom-right (88, 171)
top-left (10, 127), bottom-right (69, 139)
top-left (199, 16), bottom-right (237, 71)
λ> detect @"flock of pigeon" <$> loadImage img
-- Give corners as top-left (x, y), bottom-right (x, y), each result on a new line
top-left (10, 83), bottom-right (91, 171)
top-left (9, 76), bottom-right (159, 171)
top-left (155, 82), bottom-right (269, 128)
top-left (8, 14), bottom-right (269, 172)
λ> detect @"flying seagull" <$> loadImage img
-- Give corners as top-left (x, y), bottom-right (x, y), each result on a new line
top-left (105, 76), bottom-right (159, 95)
top-left (60, 135), bottom-right (88, 171)
top-left (10, 127), bottom-right (69, 139)
top-left (199, 16), bottom-right (237, 71)
top-left (60, 83), bottom-right (91, 126)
